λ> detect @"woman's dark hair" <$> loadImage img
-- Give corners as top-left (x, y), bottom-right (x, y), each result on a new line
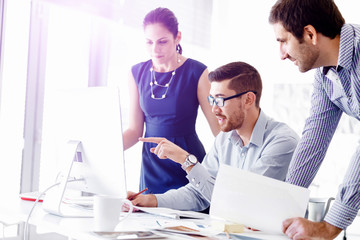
top-left (269, 0), bottom-right (345, 42)
top-left (143, 7), bottom-right (182, 54)
top-left (208, 62), bottom-right (262, 107)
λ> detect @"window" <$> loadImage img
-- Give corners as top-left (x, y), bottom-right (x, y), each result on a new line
top-left (0, 0), bottom-right (30, 200)
top-left (20, 0), bottom-right (123, 191)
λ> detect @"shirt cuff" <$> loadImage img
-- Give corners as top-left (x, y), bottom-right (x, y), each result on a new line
top-left (324, 199), bottom-right (359, 229)
top-left (186, 163), bottom-right (212, 189)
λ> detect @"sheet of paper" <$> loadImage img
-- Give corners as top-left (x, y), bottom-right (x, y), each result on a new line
top-left (210, 164), bottom-right (310, 234)
top-left (134, 206), bottom-right (208, 220)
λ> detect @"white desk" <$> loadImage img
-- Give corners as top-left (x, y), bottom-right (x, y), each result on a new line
top-left (1, 196), bottom-right (360, 240)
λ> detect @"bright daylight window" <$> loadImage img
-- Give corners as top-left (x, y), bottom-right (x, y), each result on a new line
top-left (0, 0), bottom-right (30, 237)
top-left (38, 4), bottom-right (93, 190)
top-left (35, 1), bottom-right (145, 192)
top-left (0, 0), bottom-right (30, 202)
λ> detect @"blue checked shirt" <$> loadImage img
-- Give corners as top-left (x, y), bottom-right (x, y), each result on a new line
top-left (156, 110), bottom-right (299, 211)
top-left (286, 24), bottom-right (360, 229)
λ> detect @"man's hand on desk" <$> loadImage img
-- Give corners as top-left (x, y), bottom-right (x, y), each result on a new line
top-left (127, 191), bottom-right (158, 208)
top-left (282, 217), bottom-right (342, 240)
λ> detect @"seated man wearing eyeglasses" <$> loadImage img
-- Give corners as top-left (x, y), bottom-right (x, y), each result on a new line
top-left (129, 61), bottom-right (299, 212)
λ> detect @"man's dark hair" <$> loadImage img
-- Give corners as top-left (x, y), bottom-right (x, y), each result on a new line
top-left (269, 0), bottom-right (345, 42)
top-left (208, 62), bottom-right (262, 107)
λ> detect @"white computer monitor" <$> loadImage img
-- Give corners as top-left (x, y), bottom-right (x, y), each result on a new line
top-left (41, 87), bottom-right (127, 217)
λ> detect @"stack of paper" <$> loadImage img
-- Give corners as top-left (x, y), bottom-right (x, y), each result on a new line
top-left (134, 206), bottom-right (208, 220)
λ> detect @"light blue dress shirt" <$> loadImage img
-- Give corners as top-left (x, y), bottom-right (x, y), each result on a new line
top-left (156, 110), bottom-right (299, 211)
top-left (286, 24), bottom-right (360, 229)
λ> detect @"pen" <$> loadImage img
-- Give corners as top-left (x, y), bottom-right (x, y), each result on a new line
top-left (128, 187), bottom-right (148, 200)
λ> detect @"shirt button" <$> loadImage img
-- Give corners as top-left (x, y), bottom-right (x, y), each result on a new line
top-left (192, 178), bottom-right (195, 182)
top-left (195, 183), bottom-right (200, 187)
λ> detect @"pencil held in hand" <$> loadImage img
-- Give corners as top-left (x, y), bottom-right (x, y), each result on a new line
top-left (128, 188), bottom-right (148, 200)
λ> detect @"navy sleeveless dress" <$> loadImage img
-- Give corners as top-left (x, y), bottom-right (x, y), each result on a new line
top-left (131, 58), bottom-right (207, 194)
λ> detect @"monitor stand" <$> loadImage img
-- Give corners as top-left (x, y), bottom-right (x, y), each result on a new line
top-left (42, 140), bottom-right (93, 218)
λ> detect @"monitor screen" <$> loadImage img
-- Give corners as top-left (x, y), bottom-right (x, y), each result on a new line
top-left (41, 87), bottom-right (127, 217)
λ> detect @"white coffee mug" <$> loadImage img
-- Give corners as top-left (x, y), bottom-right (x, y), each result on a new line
top-left (93, 195), bottom-right (133, 232)
top-left (307, 197), bottom-right (334, 222)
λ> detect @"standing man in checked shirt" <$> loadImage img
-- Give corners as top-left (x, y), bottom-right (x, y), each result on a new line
top-left (269, 0), bottom-right (360, 239)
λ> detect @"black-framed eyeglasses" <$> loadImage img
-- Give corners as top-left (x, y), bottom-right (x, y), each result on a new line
top-left (207, 91), bottom-right (257, 107)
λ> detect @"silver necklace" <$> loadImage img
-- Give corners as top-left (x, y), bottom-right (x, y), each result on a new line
top-left (150, 67), bottom-right (176, 100)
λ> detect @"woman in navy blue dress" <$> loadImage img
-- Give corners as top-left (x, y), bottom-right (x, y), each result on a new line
top-left (123, 7), bottom-right (219, 194)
